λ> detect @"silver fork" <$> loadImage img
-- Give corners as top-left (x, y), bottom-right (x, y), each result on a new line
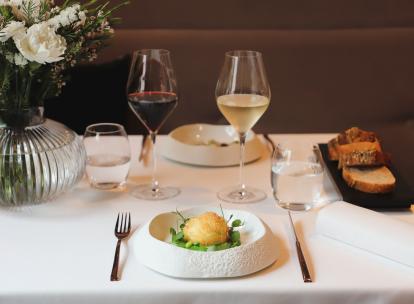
top-left (110, 212), bottom-right (131, 281)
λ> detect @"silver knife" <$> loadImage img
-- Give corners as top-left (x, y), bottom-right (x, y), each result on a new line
top-left (288, 211), bottom-right (312, 283)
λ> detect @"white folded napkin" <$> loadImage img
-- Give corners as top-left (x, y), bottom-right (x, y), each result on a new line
top-left (316, 201), bottom-right (414, 268)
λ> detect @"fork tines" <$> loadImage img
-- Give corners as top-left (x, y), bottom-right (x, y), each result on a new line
top-left (115, 212), bottom-right (131, 234)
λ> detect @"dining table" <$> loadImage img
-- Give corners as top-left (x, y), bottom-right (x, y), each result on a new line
top-left (1, 134), bottom-right (413, 304)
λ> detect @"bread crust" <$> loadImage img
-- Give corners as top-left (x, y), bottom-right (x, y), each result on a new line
top-left (329, 127), bottom-right (396, 194)
top-left (342, 166), bottom-right (396, 194)
top-left (343, 127), bottom-right (378, 143)
top-left (328, 127), bottom-right (382, 164)
top-left (328, 138), bottom-right (339, 160)
top-left (337, 141), bottom-right (386, 168)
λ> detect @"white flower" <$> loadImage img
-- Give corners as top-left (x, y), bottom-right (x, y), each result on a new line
top-left (0, 21), bottom-right (25, 42)
top-left (0, 0), bottom-right (23, 7)
top-left (13, 22), bottom-right (66, 64)
top-left (77, 10), bottom-right (86, 26)
top-left (47, 4), bottom-right (82, 29)
top-left (14, 53), bottom-right (28, 66)
top-left (3, 51), bottom-right (27, 66)
top-left (5, 52), bottom-right (14, 63)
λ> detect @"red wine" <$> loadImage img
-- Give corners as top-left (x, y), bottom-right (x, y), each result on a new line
top-left (128, 91), bottom-right (178, 132)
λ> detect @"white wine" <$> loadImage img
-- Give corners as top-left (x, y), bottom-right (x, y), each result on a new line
top-left (217, 94), bottom-right (270, 133)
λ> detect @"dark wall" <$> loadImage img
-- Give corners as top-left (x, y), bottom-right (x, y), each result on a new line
top-left (46, 0), bottom-right (414, 136)
top-left (46, 28), bottom-right (414, 135)
top-left (115, 0), bottom-right (414, 30)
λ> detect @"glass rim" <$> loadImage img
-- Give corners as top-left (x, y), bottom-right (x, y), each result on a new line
top-left (271, 145), bottom-right (323, 163)
top-left (133, 49), bottom-right (171, 56)
top-left (85, 123), bottom-right (126, 135)
top-left (225, 50), bottom-right (262, 58)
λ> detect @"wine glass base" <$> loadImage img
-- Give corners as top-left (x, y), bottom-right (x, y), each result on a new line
top-left (130, 184), bottom-right (180, 201)
top-left (217, 186), bottom-right (267, 204)
top-left (90, 181), bottom-right (125, 190)
top-left (277, 201), bottom-right (312, 211)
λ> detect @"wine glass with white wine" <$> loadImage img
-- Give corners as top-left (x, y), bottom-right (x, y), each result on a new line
top-left (216, 50), bottom-right (271, 203)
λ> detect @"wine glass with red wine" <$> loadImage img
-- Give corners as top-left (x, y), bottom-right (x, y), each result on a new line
top-left (127, 49), bottom-right (179, 200)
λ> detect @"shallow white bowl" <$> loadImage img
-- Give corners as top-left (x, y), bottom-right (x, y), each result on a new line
top-left (132, 207), bottom-right (279, 278)
top-left (160, 124), bottom-right (264, 166)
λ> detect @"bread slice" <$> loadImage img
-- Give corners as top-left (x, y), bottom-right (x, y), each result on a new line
top-left (337, 141), bottom-right (386, 168)
top-left (340, 127), bottom-right (378, 144)
top-left (342, 166), bottom-right (396, 194)
top-left (328, 127), bottom-right (380, 161)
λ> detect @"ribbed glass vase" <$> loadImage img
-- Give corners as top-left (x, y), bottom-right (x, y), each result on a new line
top-left (0, 107), bottom-right (86, 206)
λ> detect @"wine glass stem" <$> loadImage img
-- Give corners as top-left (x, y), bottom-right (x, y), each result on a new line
top-left (150, 131), bottom-right (159, 193)
top-left (239, 132), bottom-right (247, 197)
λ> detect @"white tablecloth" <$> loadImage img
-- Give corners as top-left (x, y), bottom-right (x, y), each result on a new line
top-left (1, 134), bottom-right (413, 304)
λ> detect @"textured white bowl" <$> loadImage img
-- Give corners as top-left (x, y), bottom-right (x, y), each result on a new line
top-left (160, 124), bottom-right (264, 166)
top-left (132, 207), bottom-right (278, 278)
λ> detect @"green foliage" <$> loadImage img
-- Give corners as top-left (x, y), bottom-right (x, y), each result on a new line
top-left (20, 0), bottom-right (38, 25)
top-left (231, 219), bottom-right (243, 227)
top-left (0, 6), bottom-right (14, 22)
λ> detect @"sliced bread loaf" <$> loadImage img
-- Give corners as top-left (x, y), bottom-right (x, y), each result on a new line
top-left (342, 166), bottom-right (396, 194)
top-left (328, 127), bottom-right (382, 162)
top-left (339, 127), bottom-right (378, 144)
top-left (337, 141), bottom-right (386, 168)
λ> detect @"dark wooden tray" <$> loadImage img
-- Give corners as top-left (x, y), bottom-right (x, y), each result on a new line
top-left (318, 144), bottom-right (413, 210)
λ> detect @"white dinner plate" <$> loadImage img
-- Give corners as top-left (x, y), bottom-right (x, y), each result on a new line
top-left (160, 124), bottom-right (264, 167)
top-left (131, 206), bottom-right (279, 278)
